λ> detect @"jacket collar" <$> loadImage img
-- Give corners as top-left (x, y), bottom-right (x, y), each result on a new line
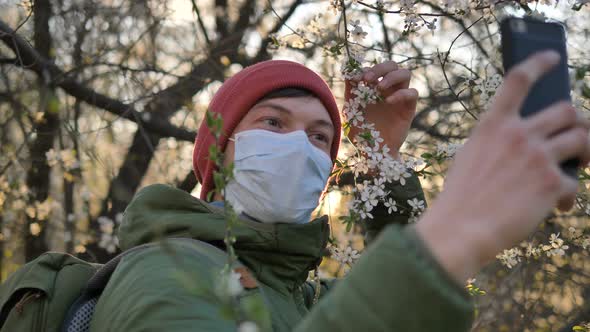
top-left (119, 184), bottom-right (330, 295)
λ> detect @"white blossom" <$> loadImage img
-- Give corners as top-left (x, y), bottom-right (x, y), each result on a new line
top-left (474, 74), bottom-right (503, 107)
top-left (524, 242), bottom-right (542, 258)
top-left (404, 157), bottom-right (425, 170)
top-left (97, 216), bottom-right (120, 253)
top-left (99, 233), bottom-right (119, 254)
top-left (331, 245), bottom-right (361, 265)
top-left (436, 142), bottom-right (463, 158)
top-left (307, 14), bottom-right (323, 35)
top-left (350, 22), bottom-right (368, 42)
top-left (407, 198), bottom-right (425, 212)
top-left (384, 198), bottom-right (397, 214)
top-left (542, 233), bottom-right (569, 257)
top-left (496, 248), bottom-right (522, 268)
top-left (238, 322), bottom-right (259, 332)
top-left (217, 269), bottom-right (243, 298)
top-left (98, 216), bottom-right (115, 234)
top-left (358, 208), bottom-right (373, 219)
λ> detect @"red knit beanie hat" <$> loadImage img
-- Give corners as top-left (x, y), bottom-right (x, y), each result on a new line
top-left (193, 60), bottom-right (341, 200)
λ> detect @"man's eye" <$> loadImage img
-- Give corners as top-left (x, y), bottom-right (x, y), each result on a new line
top-left (311, 133), bottom-right (328, 143)
top-left (263, 118), bottom-right (281, 128)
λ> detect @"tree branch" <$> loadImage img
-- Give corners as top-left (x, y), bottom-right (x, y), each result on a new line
top-left (191, 0), bottom-right (211, 46)
top-left (254, 0), bottom-right (303, 63)
top-left (0, 19), bottom-right (196, 142)
top-left (0, 57), bottom-right (17, 65)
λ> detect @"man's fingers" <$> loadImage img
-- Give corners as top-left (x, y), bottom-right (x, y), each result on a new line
top-left (526, 102), bottom-right (589, 137)
top-left (349, 67), bottom-right (371, 82)
top-left (378, 69), bottom-right (411, 91)
top-left (385, 88), bottom-right (419, 105)
top-left (492, 51), bottom-right (561, 117)
top-left (546, 127), bottom-right (590, 162)
top-left (363, 61), bottom-right (399, 83)
top-left (556, 169), bottom-right (579, 211)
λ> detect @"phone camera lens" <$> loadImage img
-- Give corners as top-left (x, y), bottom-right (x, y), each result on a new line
top-left (510, 19), bottom-right (527, 33)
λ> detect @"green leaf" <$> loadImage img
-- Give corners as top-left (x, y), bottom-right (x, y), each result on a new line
top-left (205, 111), bottom-right (215, 129)
top-left (359, 130), bottom-right (373, 141)
top-left (209, 145), bottom-right (219, 162)
top-left (346, 220), bottom-right (353, 232)
top-left (213, 172), bottom-right (225, 191)
top-left (421, 152), bottom-right (433, 159)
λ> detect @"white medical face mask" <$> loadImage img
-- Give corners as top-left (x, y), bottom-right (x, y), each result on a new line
top-left (224, 129), bottom-right (333, 224)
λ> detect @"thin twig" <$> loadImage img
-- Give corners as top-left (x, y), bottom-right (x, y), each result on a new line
top-left (437, 16), bottom-right (485, 120)
top-left (191, 0), bottom-right (211, 46)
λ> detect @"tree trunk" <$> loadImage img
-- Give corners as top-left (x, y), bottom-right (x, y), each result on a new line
top-left (24, 0), bottom-right (58, 262)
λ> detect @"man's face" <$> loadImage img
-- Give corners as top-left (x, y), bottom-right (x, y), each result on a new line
top-left (222, 96), bottom-right (335, 169)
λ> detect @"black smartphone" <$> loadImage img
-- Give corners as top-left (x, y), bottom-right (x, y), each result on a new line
top-left (501, 17), bottom-right (578, 178)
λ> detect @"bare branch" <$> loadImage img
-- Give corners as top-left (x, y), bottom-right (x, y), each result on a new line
top-left (191, 0), bottom-right (211, 46)
top-left (0, 58), bottom-right (17, 65)
top-left (0, 19), bottom-right (196, 142)
top-left (254, 0), bottom-right (303, 63)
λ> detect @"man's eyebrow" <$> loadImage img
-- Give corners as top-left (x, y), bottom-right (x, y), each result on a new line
top-left (311, 119), bottom-right (335, 131)
top-left (252, 101), bottom-right (334, 130)
top-left (251, 101), bottom-right (294, 115)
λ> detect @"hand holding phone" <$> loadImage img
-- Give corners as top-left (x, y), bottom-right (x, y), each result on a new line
top-left (416, 51), bottom-right (590, 284)
top-left (501, 17), bottom-right (580, 178)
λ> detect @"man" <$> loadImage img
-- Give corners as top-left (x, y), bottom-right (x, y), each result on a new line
top-left (90, 52), bottom-right (590, 331)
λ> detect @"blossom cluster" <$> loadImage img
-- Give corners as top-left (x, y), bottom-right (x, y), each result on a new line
top-left (495, 231), bottom-right (587, 269)
top-left (472, 73), bottom-right (502, 108)
top-left (96, 214), bottom-right (122, 254)
top-left (324, 56), bottom-right (435, 270)
top-left (330, 16), bottom-right (437, 270)
top-left (436, 142), bottom-right (463, 158)
top-left (568, 226), bottom-right (590, 249)
top-left (341, 67), bottom-right (428, 223)
top-left (329, 244), bottom-right (361, 266)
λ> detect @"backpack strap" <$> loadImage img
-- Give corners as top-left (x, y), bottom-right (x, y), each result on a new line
top-left (60, 238), bottom-right (219, 332)
top-left (60, 241), bottom-right (161, 332)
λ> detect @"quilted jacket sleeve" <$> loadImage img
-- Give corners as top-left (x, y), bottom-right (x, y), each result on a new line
top-left (295, 225), bottom-right (474, 331)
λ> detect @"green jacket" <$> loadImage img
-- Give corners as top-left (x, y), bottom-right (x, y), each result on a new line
top-left (90, 173), bottom-right (474, 331)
